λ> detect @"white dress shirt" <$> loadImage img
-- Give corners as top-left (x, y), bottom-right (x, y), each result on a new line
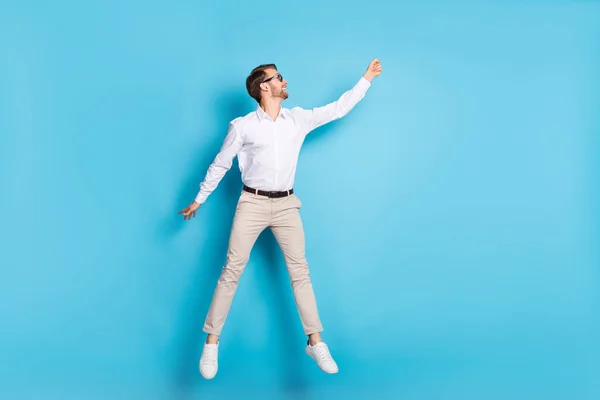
top-left (194, 76), bottom-right (371, 204)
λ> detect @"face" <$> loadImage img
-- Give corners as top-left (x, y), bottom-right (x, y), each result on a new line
top-left (262, 68), bottom-right (288, 100)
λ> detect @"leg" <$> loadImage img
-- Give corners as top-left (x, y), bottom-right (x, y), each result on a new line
top-left (270, 195), bottom-right (323, 336)
top-left (203, 192), bottom-right (269, 336)
top-left (270, 194), bottom-right (338, 374)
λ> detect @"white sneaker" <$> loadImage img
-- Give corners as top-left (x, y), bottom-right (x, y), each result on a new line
top-left (305, 341), bottom-right (339, 374)
top-left (199, 343), bottom-right (218, 379)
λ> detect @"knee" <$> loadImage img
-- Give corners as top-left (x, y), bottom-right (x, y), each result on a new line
top-left (288, 261), bottom-right (311, 283)
top-left (219, 261), bottom-right (247, 283)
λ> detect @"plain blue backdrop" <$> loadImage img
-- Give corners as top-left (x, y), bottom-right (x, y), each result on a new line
top-left (1, 0), bottom-right (599, 399)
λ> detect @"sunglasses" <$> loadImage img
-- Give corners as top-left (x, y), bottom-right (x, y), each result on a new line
top-left (262, 73), bottom-right (283, 83)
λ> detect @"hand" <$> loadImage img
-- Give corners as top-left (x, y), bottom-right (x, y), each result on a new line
top-left (178, 201), bottom-right (201, 220)
top-left (363, 58), bottom-right (382, 82)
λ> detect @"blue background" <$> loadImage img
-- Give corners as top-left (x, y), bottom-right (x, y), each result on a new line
top-left (1, 1), bottom-right (599, 399)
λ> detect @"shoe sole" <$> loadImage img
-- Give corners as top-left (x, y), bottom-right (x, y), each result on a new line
top-left (200, 370), bottom-right (216, 379)
top-left (305, 346), bottom-right (339, 374)
top-left (199, 360), bottom-right (217, 379)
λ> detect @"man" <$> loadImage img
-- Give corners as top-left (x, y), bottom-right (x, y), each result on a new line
top-left (178, 59), bottom-right (382, 379)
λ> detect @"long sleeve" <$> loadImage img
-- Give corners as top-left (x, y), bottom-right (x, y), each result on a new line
top-left (297, 76), bottom-right (371, 134)
top-left (194, 123), bottom-right (243, 204)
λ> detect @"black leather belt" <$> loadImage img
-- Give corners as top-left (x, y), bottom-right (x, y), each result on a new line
top-left (243, 185), bottom-right (293, 198)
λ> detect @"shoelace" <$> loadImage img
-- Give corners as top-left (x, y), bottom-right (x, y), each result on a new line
top-left (202, 346), bottom-right (217, 366)
top-left (315, 344), bottom-right (333, 362)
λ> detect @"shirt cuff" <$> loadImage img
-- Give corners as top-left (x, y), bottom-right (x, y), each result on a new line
top-left (194, 191), bottom-right (207, 205)
top-left (359, 76), bottom-right (372, 88)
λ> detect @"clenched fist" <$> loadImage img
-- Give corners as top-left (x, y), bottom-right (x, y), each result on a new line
top-left (363, 59), bottom-right (382, 82)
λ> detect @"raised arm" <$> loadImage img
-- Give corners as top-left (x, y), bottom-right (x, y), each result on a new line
top-left (299, 59), bottom-right (382, 133)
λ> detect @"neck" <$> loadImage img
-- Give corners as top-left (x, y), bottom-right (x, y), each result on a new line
top-left (260, 97), bottom-right (282, 120)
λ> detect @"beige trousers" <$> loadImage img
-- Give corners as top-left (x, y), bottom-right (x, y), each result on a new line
top-left (203, 190), bottom-right (323, 336)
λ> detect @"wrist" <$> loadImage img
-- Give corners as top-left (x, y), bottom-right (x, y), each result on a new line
top-left (363, 73), bottom-right (374, 82)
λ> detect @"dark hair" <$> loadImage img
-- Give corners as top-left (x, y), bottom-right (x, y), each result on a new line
top-left (246, 64), bottom-right (277, 103)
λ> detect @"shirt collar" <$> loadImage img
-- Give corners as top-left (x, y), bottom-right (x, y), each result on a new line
top-left (256, 105), bottom-right (268, 121)
top-left (256, 105), bottom-right (286, 122)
